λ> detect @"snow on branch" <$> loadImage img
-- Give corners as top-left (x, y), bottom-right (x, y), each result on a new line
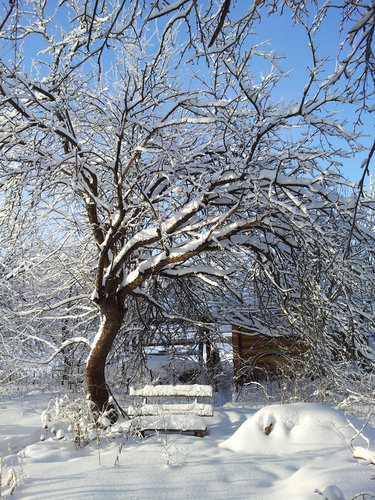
top-left (146, 0), bottom-right (191, 21)
top-left (18, 337), bottom-right (91, 365)
top-left (161, 265), bottom-right (234, 279)
top-left (118, 216), bottom-right (262, 293)
top-left (16, 294), bottom-right (90, 316)
top-left (353, 446), bottom-right (375, 465)
top-left (106, 197), bottom-right (205, 280)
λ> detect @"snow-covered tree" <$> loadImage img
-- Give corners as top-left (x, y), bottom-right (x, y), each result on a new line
top-left (0, 1), bottom-right (374, 419)
top-left (0, 215), bottom-right (95, 388)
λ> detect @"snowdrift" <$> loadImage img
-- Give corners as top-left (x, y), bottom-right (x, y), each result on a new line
top-left (220, 402), bottom-right (375, 455)
top-left (2, 396), bottom-right (375, 499)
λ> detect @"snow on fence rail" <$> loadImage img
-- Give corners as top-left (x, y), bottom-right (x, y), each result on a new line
top-left (128, 384), bottom-right (214, 437)
top-left (129, 384), bottom-right (213, 398)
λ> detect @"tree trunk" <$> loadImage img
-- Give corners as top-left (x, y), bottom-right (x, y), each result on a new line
top-left (206, 340), bottom-right (221, 391)
top-left (86, 299), bottom-right (124, 423)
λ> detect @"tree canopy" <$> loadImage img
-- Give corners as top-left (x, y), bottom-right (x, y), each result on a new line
top-left (0, 0), bottom-right (374, 416)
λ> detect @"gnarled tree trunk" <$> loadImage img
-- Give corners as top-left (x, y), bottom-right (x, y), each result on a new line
top-left (86, 298), bottom-right (124, 423)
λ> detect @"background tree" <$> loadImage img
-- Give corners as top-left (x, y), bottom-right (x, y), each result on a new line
top-left (0, 214), bottom-right (95, 389)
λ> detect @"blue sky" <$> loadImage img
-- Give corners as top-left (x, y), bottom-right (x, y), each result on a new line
top-left (247, 6), bottom-right (373, 186)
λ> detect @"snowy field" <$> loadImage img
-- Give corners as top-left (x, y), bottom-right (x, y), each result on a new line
top-left (1, 391), bottom-right (375, 499)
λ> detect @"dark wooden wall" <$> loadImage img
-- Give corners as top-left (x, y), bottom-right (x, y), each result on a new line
top-left (232, 327), bottom-right (308, 384)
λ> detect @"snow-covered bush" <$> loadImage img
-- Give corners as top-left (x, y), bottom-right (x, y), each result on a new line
top-left (41, 395), bottom-right (114, 447)
top-left (0, 452), bottom-right (24, 498)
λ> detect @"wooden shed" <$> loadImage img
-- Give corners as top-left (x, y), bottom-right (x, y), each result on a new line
top-left (232, 327), bottom-right (308, 385)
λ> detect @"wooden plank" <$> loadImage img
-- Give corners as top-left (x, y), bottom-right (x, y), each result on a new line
top-left (128, 385), bottom-right (213, 437)
top-left (141, 428), bottom-right (206, 437)
top-left (128, 402), bottom-right (213, 417)
top-left (232, 328), bottom-right (308, 376)
top-left (131, 414), bottom-right (208, 437)
top-left (129, 384), bottom-right (213, 398)
top-left (132, 414), bottom-right (207, 431)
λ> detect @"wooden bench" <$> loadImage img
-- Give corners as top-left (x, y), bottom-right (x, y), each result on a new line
top-left (128, 384), bottom-right (213, 437)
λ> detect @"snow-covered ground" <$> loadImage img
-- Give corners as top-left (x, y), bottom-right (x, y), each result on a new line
top-left (1, 391), bottom-right (375, 499)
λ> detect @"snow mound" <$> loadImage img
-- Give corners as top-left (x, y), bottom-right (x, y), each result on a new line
top-left (317, 484), bottom-right (345, 500)
top-left (220, 403), bottom-right (375, 455)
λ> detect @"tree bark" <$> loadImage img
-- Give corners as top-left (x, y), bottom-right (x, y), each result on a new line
top-left (206, 340), bottom-right (221, 391)
top-left (86, 299), bottom-right (124, 423)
